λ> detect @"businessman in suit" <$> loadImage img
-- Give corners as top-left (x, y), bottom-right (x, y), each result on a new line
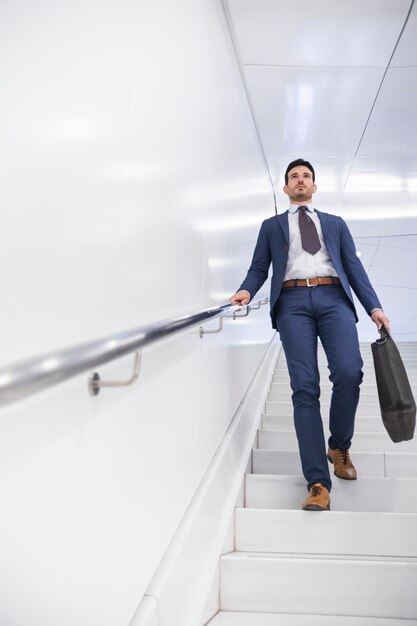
top-left (230, 159), bottom-right (390, 511)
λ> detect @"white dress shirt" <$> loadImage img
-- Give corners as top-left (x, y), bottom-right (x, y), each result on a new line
top-left (284, 203), bottom-right (338, 281)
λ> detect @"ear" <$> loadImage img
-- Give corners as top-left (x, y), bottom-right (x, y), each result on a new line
top-left (283, 184), bottom-right (289, 195)
top-left (312, 184), bottom-right (317, 194)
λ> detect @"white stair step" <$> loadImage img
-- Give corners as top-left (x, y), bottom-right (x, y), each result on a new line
top-left (253, 449), bottom-right (305, 476)
top-left (235, 508), bottom-right (417, 557)
top-left (245, 474), bottom-right (417, 513)
top-left (265, 401), bottom-right (382, 418)
top-left (209, 612), bottom-right (417, 625)
top-left (273, 364), bottom-right (379, 374)
top-left (271, 375), bottom-right (386, 388)
top-left (273, 363), bottom-right (417, 373)
top-left (253, 449), bottom-right (382, 477)
top-left (268, 379), bottom-right (288, 386)
top-left (271, 372), bottom-right (376, 393)
top-left (253, 449), bottom-right (417, 478)
top-left (273, 361), bottom-right (376, 372)
top-left (307, 357), bottom-right (417, 365)
top-left (262, 415), bottom-right (386, 433)
top-left (267, 387), bottom-right (379, 405)
top-left (280, 347), bottom-right (417, 354)
top-left (275, 355), bottom-right (382, 364)
top-left (258, 429), bottom-right (417, 453)
top-left (268, 390), bottom-right (379, 403)
top-left (280, 353), bottom-right (417, 361)
top-left (272, 372), bottom-right (417, 385)
top-left (220, 552), bottom-right (417, 619)
top-left (271, 375), bottom-right (291, 384)
top-left (385, 453), bottom-right (417, 478)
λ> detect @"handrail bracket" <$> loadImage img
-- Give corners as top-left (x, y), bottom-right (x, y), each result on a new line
top-left (88, 351), bottom-right (142, 396)
top-left (199, 317), bottom-right (223, 338)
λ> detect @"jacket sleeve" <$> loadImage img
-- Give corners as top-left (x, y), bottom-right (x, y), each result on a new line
top-left (237, 220), bottom-right (272, 300)
top-left (339, 218), bottom-right (382, 314)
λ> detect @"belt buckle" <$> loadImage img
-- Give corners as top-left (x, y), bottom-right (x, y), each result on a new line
top-left (306, 278), bottom-right (314, 287)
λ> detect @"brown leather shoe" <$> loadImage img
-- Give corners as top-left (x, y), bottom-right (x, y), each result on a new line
top-left (327, 447), bottom-right (357, 480)
top-left (301, 483), bottom-right (330, 511)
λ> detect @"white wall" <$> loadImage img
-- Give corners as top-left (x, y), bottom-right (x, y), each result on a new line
top-left (0, 1), bottom-right (274, 625)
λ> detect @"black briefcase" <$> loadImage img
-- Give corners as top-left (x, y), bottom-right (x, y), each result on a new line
top-left (371, 325), bottom-right (416, 443)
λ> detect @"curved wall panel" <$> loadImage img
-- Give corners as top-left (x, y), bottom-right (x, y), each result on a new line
top-left (0, 1), bottom-right (274, 625)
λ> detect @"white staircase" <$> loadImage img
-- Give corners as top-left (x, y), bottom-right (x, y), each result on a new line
top-left (208, 342), bottom-right (417, 625)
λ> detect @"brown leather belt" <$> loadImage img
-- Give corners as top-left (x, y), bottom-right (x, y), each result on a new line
top-left (282, 276), bottom-right (341, 288)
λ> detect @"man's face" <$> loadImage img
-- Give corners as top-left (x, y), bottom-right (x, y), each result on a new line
top-left (283, 166), bottom-right (317, 204)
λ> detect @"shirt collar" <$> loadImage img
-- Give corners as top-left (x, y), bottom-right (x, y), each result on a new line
top-left (289, 203), bottom-right (315, 214)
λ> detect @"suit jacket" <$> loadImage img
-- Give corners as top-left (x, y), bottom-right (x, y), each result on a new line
top-left (238, 210), bottom-right (382, 330)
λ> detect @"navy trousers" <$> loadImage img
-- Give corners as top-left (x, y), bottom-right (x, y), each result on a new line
top-left (275, 284), bottom-right (363, 492)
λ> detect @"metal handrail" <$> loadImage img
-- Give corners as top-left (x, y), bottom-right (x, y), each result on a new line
top-left (0, 300), bottom-right (266, 408)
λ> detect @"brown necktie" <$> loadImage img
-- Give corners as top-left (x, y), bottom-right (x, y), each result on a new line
top-left (298, 206), bottom-right (321, 255)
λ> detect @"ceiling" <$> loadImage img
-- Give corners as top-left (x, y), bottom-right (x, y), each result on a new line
top-left (225, 0), bottom-right (417, 341)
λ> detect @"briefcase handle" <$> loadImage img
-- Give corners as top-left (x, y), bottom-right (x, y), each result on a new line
top-left (378, 324), bottom-right (392, 343)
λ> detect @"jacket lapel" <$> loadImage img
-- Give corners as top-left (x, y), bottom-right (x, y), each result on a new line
top-left (316, 210), bottom-right (330, 244)
top-left (275, 211), bottom-right (289, 245)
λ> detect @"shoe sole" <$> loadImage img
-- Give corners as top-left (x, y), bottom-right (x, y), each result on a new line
top-left (327, 454), bottom-right (357, 480)
top-left (333, 471), bottom-right (357, 480)
top-left (302, 503), bottom-right (331, 511)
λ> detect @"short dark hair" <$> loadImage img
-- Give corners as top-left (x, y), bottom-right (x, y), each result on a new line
top-left (285, 159), bottom-right (315, 185)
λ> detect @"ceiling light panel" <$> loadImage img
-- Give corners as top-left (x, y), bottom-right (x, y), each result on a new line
top-left (227, 0), bottom-right (411, 67)
top-left (358, 68), bottom-right (417, 156)
top-left (245, 66), bottom-right (384, 156)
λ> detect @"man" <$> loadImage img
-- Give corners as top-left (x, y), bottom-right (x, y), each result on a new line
top-left (230, 159), bottom-right (390, 511)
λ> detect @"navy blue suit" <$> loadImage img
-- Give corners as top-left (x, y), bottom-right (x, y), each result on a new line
top-left (239, 210), bottom-right (382, 491)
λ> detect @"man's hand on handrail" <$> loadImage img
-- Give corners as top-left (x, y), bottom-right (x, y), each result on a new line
top-left (230, 290), bottom-right (251, 306)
